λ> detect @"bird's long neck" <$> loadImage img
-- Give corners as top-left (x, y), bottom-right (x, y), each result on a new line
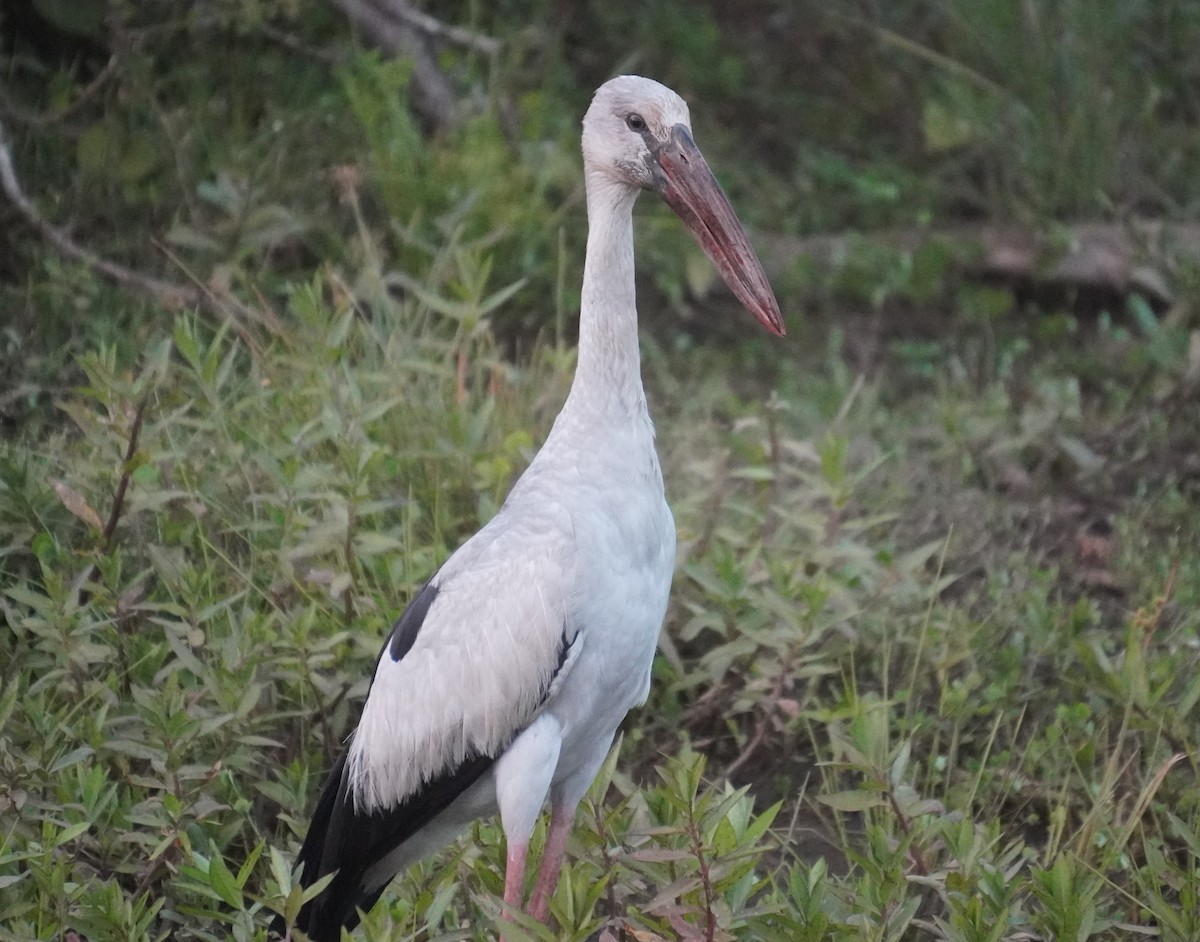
top-left (564, 176), bottom-right (645, 418)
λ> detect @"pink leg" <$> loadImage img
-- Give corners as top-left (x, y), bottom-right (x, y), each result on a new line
top-left (528, 804), bottom-right (576, 922)
top-left (502, 840), bottom-right (528, 920)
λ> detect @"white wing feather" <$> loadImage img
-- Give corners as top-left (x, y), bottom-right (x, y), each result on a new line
top-left (347, 505), bottom-right (577, 813)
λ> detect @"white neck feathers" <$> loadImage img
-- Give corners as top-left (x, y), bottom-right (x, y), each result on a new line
top-left (564, 173), bottom-right (646, 418)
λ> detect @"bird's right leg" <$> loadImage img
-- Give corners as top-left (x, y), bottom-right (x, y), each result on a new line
top-left (503, 840), bottom-right (529, 913)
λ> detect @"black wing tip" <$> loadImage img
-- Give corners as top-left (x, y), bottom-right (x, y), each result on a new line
top-left (277, 861), bottom-right (372, 942)
top-left (270, 886), bottom-right (385, 942)
top-left (283, 751), bottom-right (363, 941)
top-left (282, 742), bottom-right (498, 942)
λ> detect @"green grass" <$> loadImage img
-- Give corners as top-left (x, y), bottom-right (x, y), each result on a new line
top-left (3, 1), bottom-right (1200, 939)
top-left (2, 271), bottom-right (1198, 940)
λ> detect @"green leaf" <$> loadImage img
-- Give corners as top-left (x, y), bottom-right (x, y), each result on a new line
top-left (131, 463), bottom-right (161, 486)
top-left (742, 801), bottom-right (782, 845)
top-left (53, 821), bottom-right (91, 847)
top-left (118, 130), bottom-right (162, 184)
top-left (922, 97), bottom-right (978, 152)
top-left (301, 871), bottom-right (337, 903)
top-left (232, 840), bottom-right (264, 888)
top-left (284, 884), bottom-right (306, 926)
top-left (50, 746), bottom-right (95, 774)
top-left (889, 739), bottom-right (912, 787)
top-left (353, 531), bottom-right (404, 556)
top-left (1128, 293), bottom-right (1159, 336)
top-left (76, 121), bottom-right (122, 178)
top-left (207, 852), bottom-right (243, 910)
top-left (1056, 434), bottom-right (1104, 473)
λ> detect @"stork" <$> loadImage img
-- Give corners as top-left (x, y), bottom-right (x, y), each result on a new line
top-left (276, 75), bottom-right (783, 942)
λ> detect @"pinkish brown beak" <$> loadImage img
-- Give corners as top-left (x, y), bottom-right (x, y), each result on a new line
top-left (653, 125), bottom-right (785, 336)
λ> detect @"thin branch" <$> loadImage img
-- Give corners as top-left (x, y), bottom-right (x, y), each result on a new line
top-left (0, 116), bottom-right (199, 308)
top-left (76, 393), bottom-right (151, 606)
top-left (328, 0), bottom-right (460, 129)
top-left (259, 22), bottom-right (347, 65)
top-left (0, 55), bottom-right (121, 128)
top-left (725, 670), bottom-right (789, 780)
top-left (855, 18), bottom-right (1008, 99)
top-left (380, 0), bottom-right (501, 56)
top-left (151, 238), bottom-right (275, 359)
top-left (101, 396), bottom-right (150, 552)
top-left (684, 801), bottom-right (717, 942)
top-left (883, 785), bottom-right (931, 877)
top-left (723, 712), bottom-right (770, 782)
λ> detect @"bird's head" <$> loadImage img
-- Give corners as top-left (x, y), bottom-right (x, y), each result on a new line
top-left (582, 75), bottom-right (785, 336)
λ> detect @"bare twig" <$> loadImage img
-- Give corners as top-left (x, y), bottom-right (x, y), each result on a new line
top-left (0, 55), bottom-right (121, 127)
top-left (328, 0), bottom-right (461, 129)
top-left (883, 786), bottom-right (931, 876)
top-left (76, 393), bottom-right (151, 606)
top-left (151, 238), bottom-right (276, 359)
top-left (723, 712), bottom-right (771, 782)
top-left (683, 800), bottom-right (717, 942)
top-left (377, 0), bottom-right (500, 56)
top-left (0, 116), bottom-right (199, 307)
top-left (101, 399), bottom-right (149, 552)
top-left (724, 670), bottom-right (789, 780)
top-left (259, 22), bottom-right (347, 65)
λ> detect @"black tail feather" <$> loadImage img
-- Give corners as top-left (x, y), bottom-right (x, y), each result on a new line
top-left (271, 746), bottom-right (496, 941)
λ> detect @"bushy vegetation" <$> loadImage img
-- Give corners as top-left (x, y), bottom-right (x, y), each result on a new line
top-left (2, 1), bottom-right (1199, 940)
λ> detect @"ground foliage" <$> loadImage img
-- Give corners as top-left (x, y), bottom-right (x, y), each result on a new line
top-left (2, 1), bottom-right (1200, 940)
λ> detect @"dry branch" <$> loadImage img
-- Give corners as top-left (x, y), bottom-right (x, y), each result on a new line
top-left (380, 0), bottom-right (501, 56)
top-left (0, 116), bottom-right (199, 308)
top-left (328, 0), bottom-right (496, 130)
top-left (74, 393), bottom-right (150, 607)
top-left (0, 56), bottom-right (120, 128)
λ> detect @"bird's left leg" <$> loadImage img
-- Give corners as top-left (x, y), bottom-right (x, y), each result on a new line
top-left (495, 715), bottom-right (562, 924)
top-left (528, 734), bottom-right (616, 923)
top-left (528, 801), bottom-right (575, 922)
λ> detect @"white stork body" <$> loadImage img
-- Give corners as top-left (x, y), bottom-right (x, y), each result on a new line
top-left (279, 75), bottom-right (782, 942)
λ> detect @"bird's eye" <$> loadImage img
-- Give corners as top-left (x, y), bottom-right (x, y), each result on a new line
top-left (625, 113), bottom-right (647, 132)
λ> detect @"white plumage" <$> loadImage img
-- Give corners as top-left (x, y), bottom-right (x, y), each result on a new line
top-left (277, 75), bottom-right (783, 942)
